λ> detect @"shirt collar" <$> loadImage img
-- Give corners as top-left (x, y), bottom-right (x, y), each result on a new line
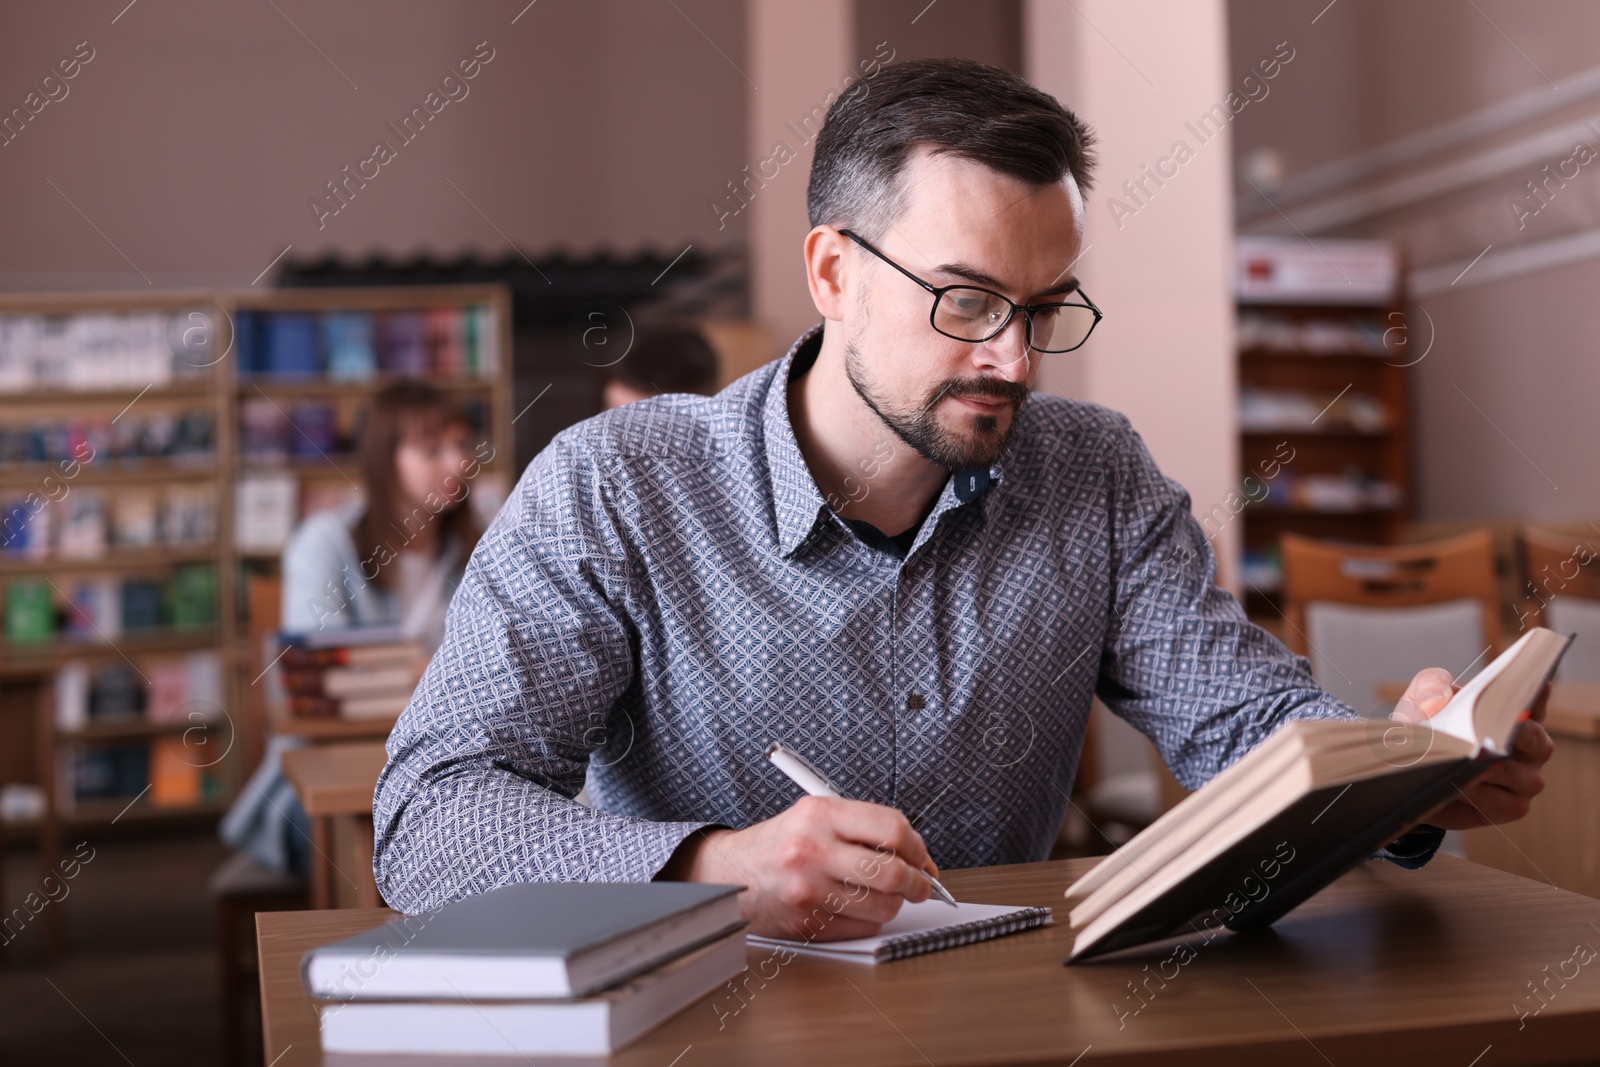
top-left (762, 321), bottom-right (1004, 559)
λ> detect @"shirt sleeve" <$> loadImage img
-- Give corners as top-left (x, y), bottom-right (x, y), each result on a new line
top-left (1092, 416), bottom-right (1441, 871)
top-left (371, 431), bottom-right (731, 915)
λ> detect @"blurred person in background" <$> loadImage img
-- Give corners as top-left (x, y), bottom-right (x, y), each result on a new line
top-left (280, 380), bottom-right (485, 652)
top-left (601, 325), bottom-right (720, 408)
top-left (222, 381), bottom-right (486, 876)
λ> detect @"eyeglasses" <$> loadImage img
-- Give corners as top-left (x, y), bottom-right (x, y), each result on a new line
top-left (839, 229), bottom-right (1102, 359)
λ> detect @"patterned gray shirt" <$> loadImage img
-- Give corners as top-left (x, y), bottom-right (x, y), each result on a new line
top-left (373, 322), bottom-right (1439, 914)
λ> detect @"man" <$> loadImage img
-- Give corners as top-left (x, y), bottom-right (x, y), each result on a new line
top-left (373, 58), bottom-right (1553, 941)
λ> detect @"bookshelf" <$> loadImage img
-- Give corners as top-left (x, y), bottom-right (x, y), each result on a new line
top-left (1232, 237), bottom-right (1411, 628)
top-left (0, 285), bottom-right (512, 951)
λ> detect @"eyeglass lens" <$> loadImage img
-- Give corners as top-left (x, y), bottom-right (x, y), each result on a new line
top-left (932, 288), bottom-right (1097, 353)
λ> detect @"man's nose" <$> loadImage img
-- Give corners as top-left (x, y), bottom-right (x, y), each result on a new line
top-left (975, 312), bottom-right (1031, 380)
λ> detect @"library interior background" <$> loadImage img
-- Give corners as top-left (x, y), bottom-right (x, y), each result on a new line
top-left (5, 2), bottom-right (1600, 1063)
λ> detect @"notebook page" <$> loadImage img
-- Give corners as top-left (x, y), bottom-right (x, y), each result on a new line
top-left (746, 899), bottom-right (1053, 964)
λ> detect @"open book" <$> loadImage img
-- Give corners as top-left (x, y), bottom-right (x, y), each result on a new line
top-left (1063, 627), bottom-right (1571, 963)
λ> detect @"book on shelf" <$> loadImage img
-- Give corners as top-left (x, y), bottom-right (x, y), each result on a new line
top-left (379, 311), bottom-right (428, 376)
top-left (144, 651), bottom-right (225, 724)
top-left (234, 472), bottom-right (298, 552)
top-left (5, 577), bottom-right (54, 643)
top-left (1062, 627), bottom-right (1571, 962)
top-left (315, 930), bottom-right (748, 1057)
top-left (301, 881), bottom-right (746, 1001)
top-left (166, 563), bottom-right (218, 629)
top-left (287, 401), bottom-right (337, 458)
top-left (62, 577), bottom-right (119, 639)
top-left (112, 489), bottom-right (161, 547)
top-left (57, 489), bottom-right (108, 559)
top-left (322, 311), bottom-right (376, 381)
top-left (1, 497), bottom-right (52, 560)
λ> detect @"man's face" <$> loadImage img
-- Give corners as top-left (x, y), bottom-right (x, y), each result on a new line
top-left (841, 147), bottom-right (1086, 469)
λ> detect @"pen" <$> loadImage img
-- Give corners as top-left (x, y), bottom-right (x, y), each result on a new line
top-left (764, 740), bottom-right (959, 907)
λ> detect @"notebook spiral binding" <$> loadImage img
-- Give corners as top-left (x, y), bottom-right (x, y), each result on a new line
top-left (876, 906), bottom-right (1054, 962)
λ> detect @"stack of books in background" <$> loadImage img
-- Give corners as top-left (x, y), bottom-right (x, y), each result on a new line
top-left (272, 626), bottom-right (428, 724)
top-left (234, 304), bottom-right (499, 381)
top-left (302, 882), bottom-right (748, 1057)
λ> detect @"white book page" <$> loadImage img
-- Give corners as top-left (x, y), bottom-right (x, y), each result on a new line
top-left (1422, 629), bottom-right (1538, 748)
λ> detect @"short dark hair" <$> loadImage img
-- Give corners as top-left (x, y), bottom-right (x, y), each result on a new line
top-left (608, 326), bottom-right (719, 395)
top-left (807, 57), bottom-right (1096, 241)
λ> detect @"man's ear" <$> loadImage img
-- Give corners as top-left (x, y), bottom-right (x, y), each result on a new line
top-left (804, 225), bottom-right (851, 322)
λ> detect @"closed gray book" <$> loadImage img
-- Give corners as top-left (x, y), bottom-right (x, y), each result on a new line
top-left (302, 881), bottom-right (746, 1001)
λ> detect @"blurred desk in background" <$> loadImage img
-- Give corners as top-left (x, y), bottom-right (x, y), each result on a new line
top-left (282, 741), bottom-right (387, 909)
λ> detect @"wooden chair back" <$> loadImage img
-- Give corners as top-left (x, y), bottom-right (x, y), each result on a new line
top-left (1279, 530), bottom-right (1501, 656)
top-left (1521, 527), bottom-right (1600, 613)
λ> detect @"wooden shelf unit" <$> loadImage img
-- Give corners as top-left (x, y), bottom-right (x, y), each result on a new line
top-left (1234, 266), bottom-right (1412, 623)
top-left (0, 284), bottom-right (513, 954)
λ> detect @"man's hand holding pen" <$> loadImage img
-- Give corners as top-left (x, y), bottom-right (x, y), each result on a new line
top-left (655, 796), bottom-right (946, 941)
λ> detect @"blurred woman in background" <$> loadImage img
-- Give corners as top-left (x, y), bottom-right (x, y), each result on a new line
top-left (280, 380), bottom-right (486, 651)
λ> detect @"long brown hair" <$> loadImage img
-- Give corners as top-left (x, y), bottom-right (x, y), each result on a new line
top-left (353, 381), bottom-right (484, 592)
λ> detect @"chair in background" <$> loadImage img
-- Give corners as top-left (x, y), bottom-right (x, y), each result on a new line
top-left (1521, 527), bottom-right (1600, 681)
top-left (1280, 531), bottom-right (1501, 717)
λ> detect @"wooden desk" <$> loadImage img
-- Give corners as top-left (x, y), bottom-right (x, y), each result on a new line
top-left (1378, 680), bottom-right (1600, 900)
top-left (259, 855), bottom-right (1600, 1066)
top-left (282, 742), bottom-right (388, 911)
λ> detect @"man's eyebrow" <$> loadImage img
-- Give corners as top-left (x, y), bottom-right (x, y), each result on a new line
top-left (928, 261), bottom-right (1083, 299)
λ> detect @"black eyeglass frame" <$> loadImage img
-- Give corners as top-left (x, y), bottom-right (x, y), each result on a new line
top-left (838, 228), bottom-right (1103, 354)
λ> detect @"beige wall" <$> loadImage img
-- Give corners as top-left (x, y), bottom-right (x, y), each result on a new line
top-left (0, 1), bottom-right (748, 289)
top-left (1229, 0), bottom-right (1600, 525)
top-left (1026, 0), bottom-right (1241, 590)
top-left (745, 0), bottom-right (1027, 354)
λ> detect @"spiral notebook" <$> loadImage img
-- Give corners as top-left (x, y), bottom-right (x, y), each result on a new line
top-left (746, 899), bottom-right (1053, 964)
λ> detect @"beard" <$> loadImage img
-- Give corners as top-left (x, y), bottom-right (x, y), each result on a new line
top-left (844, 336), bottom-right (1030, 470)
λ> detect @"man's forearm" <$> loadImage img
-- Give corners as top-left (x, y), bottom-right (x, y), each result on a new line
top-left (374, 766), bottom-right (728, 914)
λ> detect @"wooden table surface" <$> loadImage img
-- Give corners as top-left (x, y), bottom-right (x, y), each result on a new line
top-left (258, 854), bottom-right (1600, 1066)
top-left (282, 742), bottom-right (389, 817)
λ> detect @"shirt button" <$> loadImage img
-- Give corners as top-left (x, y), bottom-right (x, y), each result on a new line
top-left (906, 693), bottom-right (926, 711)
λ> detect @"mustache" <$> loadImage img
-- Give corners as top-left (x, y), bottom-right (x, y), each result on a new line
top-left (923, 376), bottom-right (1031, 412)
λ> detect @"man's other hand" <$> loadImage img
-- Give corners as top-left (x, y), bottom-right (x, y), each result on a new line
top-left (1390, 666), bottom-right (1555, 829)
top-left (654, 795), bottom-right (942, 941)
